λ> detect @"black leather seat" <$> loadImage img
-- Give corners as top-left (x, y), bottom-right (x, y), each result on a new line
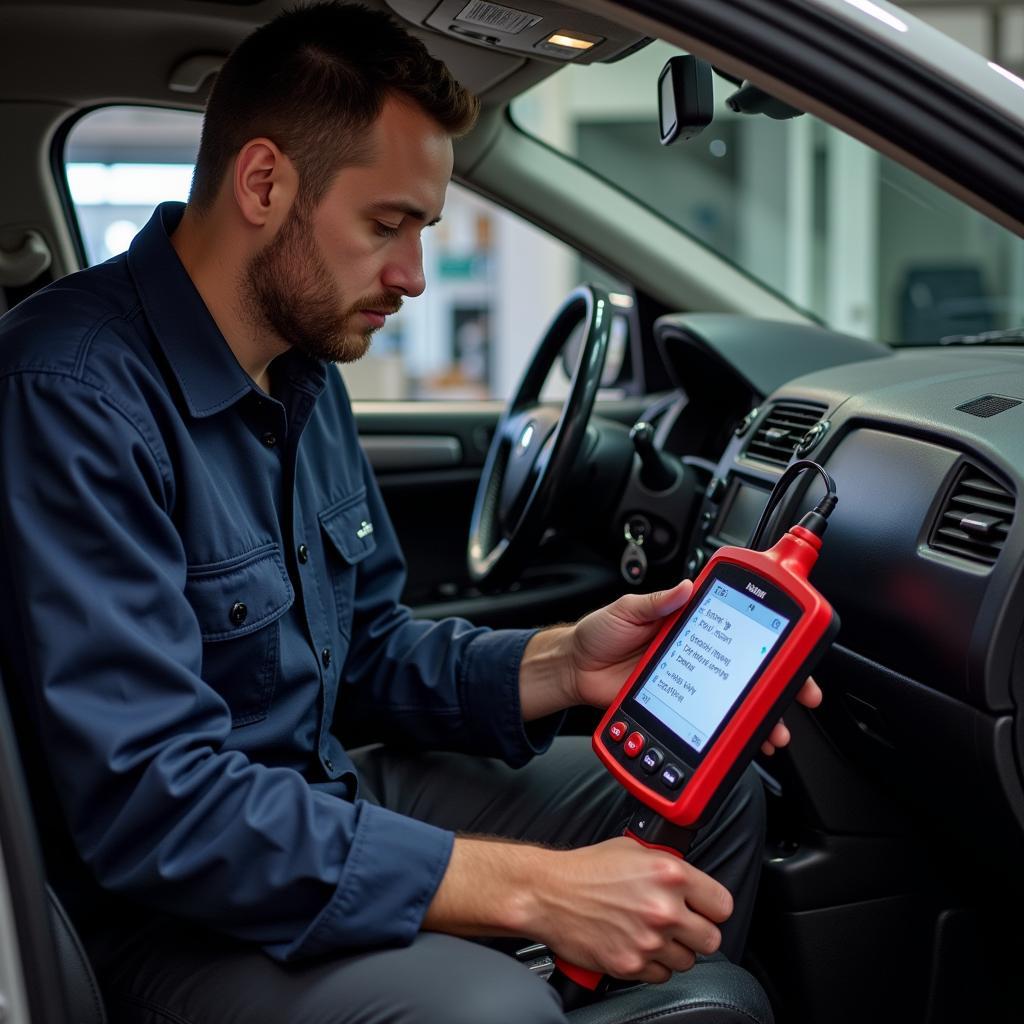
top-left (567, 961), bottom-right (773, 1023)
top-left (47, 887), bottom-right (107, 1024)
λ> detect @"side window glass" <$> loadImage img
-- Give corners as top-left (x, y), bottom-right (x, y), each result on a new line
top-left (64, 106), bottom-right (634, 401)
top-left (66, 107), bottom-right (199, 264)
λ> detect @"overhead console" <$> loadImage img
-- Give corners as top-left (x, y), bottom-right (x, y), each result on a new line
top-left (386, 0), bottom-right (649, 63)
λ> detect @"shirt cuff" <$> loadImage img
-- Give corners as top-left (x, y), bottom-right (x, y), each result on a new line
top-left (459, 628), bottom-right (564, 768)
top-left (270, 801), bottom-right (454, 960)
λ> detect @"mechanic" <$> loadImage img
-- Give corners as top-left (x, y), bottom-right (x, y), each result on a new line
top-left (0, 4), bottom-right (820, 1022)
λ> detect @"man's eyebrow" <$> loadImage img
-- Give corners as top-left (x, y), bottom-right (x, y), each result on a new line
top-left (367, 200), bottom-right (442, 227)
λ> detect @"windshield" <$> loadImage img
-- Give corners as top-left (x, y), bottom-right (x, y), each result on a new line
top-left (511, 40), bottom-right (1024, 347)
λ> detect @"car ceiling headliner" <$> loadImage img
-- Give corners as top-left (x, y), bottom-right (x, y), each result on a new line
top-left (0, 0), bottom-right (560, 111)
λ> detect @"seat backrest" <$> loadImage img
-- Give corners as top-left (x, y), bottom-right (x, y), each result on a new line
top-left (47, 885), bottom-right (107, 1024)
top-left (0, 672), bottom-right (106, 1024)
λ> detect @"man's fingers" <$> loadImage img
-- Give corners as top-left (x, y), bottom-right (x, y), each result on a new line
top-left (796, 676), bottom-right (823, 708)
top-left (761, 723), bottom-right (787, 755)
top-left (678, 865), bottom-right (733, 925)
top-left (767, 720), bottom-right (790, 749)
top-left (671, 907), bottom-right (724, 956)
top-left (656, 940), bottom-right (699, 975)
top-left (626, 939), bottom-right (700, 983)
top-left (762, 683), bottom-right (819, 754)
top-left (633, 961), bottom-right (674, 984)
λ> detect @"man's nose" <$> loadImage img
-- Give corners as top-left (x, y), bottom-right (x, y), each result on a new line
top-left (382, 240), bottom-right (426, 298)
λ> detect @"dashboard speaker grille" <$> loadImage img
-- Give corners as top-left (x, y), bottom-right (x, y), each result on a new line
top-left (929, 465), bottom-right (1014, 566)
top-left (955, 395), bottom-right (1021, 418)
top-left (745, 401), bottom-right (828, 467)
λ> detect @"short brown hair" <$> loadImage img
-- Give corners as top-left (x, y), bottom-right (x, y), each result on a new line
top-left (189, 2), bottom-right (479, 211)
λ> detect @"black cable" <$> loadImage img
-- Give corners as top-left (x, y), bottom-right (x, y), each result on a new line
top-left (749, 459), bottom-right (837, 550)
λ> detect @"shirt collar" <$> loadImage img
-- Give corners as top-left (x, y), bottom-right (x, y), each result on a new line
top-left (127, 201), bottom-right (326, 417)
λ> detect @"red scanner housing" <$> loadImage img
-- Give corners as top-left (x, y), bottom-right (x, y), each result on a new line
top-left (593, 524), bottom-right (838, 829)
top-left (551, 522), bottom-right (839, 1004)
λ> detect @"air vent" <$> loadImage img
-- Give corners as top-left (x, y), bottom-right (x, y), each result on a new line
top-left (745, 401), bottom-right (828, 467)
top-left (929, 465), bottom-right (1015, 566)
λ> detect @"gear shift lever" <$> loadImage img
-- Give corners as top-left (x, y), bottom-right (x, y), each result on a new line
top-left (629, 421), bottom-right (677, 491)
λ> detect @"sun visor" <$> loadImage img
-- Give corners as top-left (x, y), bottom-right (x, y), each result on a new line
top-left (385, 1), bottom-right (650, 64)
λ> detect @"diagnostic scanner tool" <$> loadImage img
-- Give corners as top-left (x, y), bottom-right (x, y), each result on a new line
top-left (551, 460), bottom-right (840, 1008)
top-left (596, 527), bottom-right (836, 830)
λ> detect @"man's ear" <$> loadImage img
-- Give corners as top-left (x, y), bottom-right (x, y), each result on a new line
top-left (232, 138), bottom-right (298, 230)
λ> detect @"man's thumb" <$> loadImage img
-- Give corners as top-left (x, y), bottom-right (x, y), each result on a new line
top-left (637, 578), bottom-right (692, 621)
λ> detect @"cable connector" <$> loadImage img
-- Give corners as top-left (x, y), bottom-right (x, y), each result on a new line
top-left (797, 509), bottom-right (830, 538)
top-left (797, 491), bottom-right (839, 538)
top-left (750, 459), bottom-right (837, 549)
top-left (814, 493), bottom-right (838, 518)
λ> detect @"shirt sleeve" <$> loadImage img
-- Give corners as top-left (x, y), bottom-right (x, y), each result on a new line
top-left (335, 448), bottom-right (564, 768)
top-left (0, 369), bottom-right (453, 960)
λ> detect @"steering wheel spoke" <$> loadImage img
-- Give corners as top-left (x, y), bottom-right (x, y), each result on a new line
top-left (467, 285), bottom-right (612, 586)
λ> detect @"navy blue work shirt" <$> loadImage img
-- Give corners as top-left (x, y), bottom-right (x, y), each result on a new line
top-left (0, 202), bottom-right (555, 960)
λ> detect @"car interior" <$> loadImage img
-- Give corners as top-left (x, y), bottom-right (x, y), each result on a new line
top-left (1, 0), bottom-right (1024, 1022)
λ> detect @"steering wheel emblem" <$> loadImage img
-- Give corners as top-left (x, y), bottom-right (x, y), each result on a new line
top-left (516, 422), bottom-right (535, 454)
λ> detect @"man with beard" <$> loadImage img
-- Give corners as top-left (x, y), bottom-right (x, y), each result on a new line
top-left (0, 4), bottom-right (819, 1023)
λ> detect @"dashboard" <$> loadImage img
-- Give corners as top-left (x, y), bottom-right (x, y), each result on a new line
top-left (656, 314), bottom-right (1024, 865)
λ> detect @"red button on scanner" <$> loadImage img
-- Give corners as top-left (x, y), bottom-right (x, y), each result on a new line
top-left (608, 721), bottom-right (628, 743)
top-left (624, 731), bottom-right (645, 758)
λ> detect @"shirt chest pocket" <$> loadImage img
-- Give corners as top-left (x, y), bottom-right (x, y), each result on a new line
top-left (185, 544), bottom-right (295, 728)
top-left (319, 491), bottom-right (377, 639)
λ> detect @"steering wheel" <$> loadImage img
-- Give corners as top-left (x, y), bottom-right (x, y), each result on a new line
top-left (467, 284), bottom-right (612, 587)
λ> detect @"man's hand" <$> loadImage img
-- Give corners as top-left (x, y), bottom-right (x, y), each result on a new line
top-left (535, 837), bottom-right (732, 982)
top-left (567, 580), bottom-right (823, 753)
top-left (423, 835), bottom-right (732, 983)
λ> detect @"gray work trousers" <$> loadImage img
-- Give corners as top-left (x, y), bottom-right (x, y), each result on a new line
top-left (88, 737), bottom-right (766, 1024)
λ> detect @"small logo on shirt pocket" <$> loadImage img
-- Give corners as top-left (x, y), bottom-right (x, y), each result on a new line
top-left (356, 520), bottom-right (374, 540)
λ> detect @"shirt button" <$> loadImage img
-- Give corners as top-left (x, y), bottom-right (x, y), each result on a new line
top-left (261, 432), bottom-right (277, 448)
top-left (229, 602), bottom-right (248, 626)
top-left (321, 647), bottom-right (332, 669)
top-left (324, 758), bottom-right (334, 773)
top-left (297, 543), bottom-right (309, 564)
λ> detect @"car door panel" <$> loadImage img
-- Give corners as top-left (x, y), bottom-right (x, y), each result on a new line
top-left (355, 398), bottom-right (649, 628)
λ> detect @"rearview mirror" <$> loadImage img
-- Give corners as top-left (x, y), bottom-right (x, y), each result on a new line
top-left (658, 55), bottom-right (714, 145)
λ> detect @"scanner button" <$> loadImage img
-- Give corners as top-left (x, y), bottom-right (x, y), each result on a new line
top-left (624, 732), bottom-right (645, 758)
top-left (661, 764), bottom-right (684, 789)
top-left (640, 748), bottom-right (664, 774)
top-left (608, 721), bottom-right (628, 743)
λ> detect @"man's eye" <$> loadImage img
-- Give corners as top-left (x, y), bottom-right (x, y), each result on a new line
top-left (375, 222), bottom-right (400, 239)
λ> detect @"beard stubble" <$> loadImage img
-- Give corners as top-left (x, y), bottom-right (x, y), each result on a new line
top-left (243, 204), bottom-right (402, 364)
